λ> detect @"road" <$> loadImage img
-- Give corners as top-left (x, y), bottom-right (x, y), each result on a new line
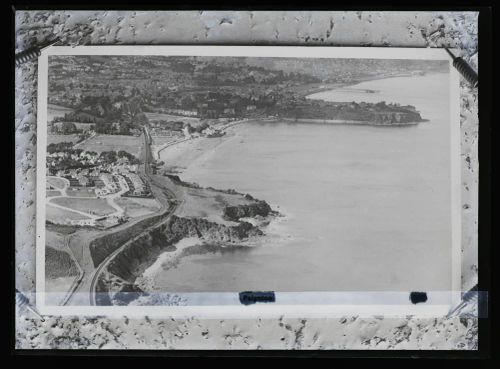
top-left (88, 195), bottom-right (179, 305)
top-left (63, 127), bottom-right (181, 306)
top-left (88, 126), bottom-right (180, 305)
top-left (46, 174), bottom-right (128, 221)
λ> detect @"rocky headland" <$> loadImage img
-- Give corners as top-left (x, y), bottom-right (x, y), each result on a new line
top-left (95, 178), bottom-right (279, 306)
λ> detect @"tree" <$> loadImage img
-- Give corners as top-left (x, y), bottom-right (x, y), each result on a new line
top-left (61, 122), bottom-right (77, 134)
top-left (99, 151), bottom-right (117, 163)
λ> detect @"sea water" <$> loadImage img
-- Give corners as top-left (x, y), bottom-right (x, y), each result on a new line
top-left (153, 73), bottom-right (452, 292)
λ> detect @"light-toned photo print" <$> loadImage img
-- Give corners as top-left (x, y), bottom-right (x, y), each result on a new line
top-left (36, 46), bottom-right (461, 318)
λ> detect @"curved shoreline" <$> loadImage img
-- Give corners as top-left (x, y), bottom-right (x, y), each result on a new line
top-left (97, 73), bottom-right (437, 303)
top-left (98, 209), bottom-right (279, 305)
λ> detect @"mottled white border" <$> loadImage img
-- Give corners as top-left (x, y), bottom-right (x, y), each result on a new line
top-left (36, 46), bottom-right (461, 318)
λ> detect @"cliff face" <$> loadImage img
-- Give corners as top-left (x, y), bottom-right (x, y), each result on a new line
top-left (89, 210), bottom-right (170, 267)
top-left (374, 111), bottom-right (423, 124)
top-left (284, 102), bottom-right (424, 125)
top-left (223, 201), bottom-right (274, 221)
top-left (97, 214), bottom-right (265, 304)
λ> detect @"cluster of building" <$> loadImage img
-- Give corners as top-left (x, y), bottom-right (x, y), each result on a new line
top-left (53, 160), bottom-right (151, 199)
top-left (122, 172), bottom-right (152, 197)
top-left (94, 173), bottom-right (121, 196)
top-left (48, 146), bottom-right (152, 198)
top-left (47, 150), bottom-right (152, 228)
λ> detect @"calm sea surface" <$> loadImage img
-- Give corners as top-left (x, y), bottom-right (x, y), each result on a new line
top-left (154, 73), bottom-right (452, 292)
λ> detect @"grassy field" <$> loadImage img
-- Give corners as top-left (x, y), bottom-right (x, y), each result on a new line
top-left (46, 190), bottom-right (62, 198)
top-left (51, 197), bottom-right (115, 216)
top-left (80, 134), bottom-right (143, 157)
top-left (66, 187), bottom-right (96, 198)
top-left (46, 204), bottom-right (91, 223)
top-left (115, 197), bottom-right (161, 218)
top-left (47, 134), bottom-right (81, 145)
top-left (145, 112), bottom-right (200, 125)
top-left (47, 177), bottom-right (67, 190)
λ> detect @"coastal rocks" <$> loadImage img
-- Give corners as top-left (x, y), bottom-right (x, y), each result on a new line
top-left (286, 101), bottom-right (425, 125)
top-left (167, 215), bottom-right (263, 241)
top-left (223, 200), bottom-right (274, 221)
top-left (98, 214), bottom-right (266, 303)
top-left (373, 111), bottom-right (424, 125)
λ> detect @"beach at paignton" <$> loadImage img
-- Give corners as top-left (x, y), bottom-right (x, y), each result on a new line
top-left (145, 72), bottom-right (452, 293)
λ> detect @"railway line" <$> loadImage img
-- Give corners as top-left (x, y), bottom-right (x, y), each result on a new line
top-left (88, 126), bottom-right (180, 305)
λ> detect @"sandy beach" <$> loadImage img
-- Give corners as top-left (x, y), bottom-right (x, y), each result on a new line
top-left (135, 237), bottom-right (202, 291)
top-left (157, 121), bottom-right (250, 175)
top-left (146, 72), bottom-right (453, 293)
top-left (158, 136), bottom-right (228, 173)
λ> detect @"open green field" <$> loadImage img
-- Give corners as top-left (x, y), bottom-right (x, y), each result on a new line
top-left (80, 134), bottom-right (143, 157)
top-left (46, 190), bottom-right (62, 198)
top-left (145, 112), bottom-right (200, 125)
top-left (115, 197), bottom-right (161, 218)
top-left (46, 204), bottom-right (91, 223)
top-left (47, 134), bottom-right (80, 145)
top-left (51, 197), bottom-right (115, 216)
top-left (47, 177), bottom-right (67, 190)
top-left (67, 187), bottom-right (96, 198)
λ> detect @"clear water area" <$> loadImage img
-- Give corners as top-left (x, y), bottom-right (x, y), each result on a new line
top-left (154, 73), bottom-right (452, 292)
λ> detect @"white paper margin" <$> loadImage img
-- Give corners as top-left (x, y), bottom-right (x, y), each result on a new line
top-left (36, 45), bottom-right (462, 318)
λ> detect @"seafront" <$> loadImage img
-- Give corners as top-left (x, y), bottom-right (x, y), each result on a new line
top-left (155, 75), bottom-right (426, 177)
top-left (45, 68), bottom-right (451, 303)
top-left (142, 72), bottom-right (453, 293)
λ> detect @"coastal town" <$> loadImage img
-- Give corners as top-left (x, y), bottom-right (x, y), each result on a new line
top-left (47, 55), bottom-right (445, 131)
top-left (46, 142), bottom-right (152, 228)
top-left (45, 57), bottom-right (440, 230)
top-left (44, 55), bottom-right (448, 307)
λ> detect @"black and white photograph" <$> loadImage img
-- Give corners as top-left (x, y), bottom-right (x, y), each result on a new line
top-left (12, 8), bottom-right (490, 353)
top-left (36, 46), bottom-right (461, 317)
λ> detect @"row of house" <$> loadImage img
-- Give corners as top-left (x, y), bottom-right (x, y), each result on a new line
top-left (123, 172), bottom-right (150, 197)
top-left (95, 173), bottom-right (119, 196)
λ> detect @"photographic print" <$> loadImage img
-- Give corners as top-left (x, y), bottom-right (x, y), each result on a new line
top-left (36, 46), bottom-right (461, 317)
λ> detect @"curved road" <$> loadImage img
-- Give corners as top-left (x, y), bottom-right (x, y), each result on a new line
top-left (88, 126), bottom-right (179, 305)
top-left (62, 127), bottom-right (181, 306)
top-left (89, 193), bottom-right (179, 305)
